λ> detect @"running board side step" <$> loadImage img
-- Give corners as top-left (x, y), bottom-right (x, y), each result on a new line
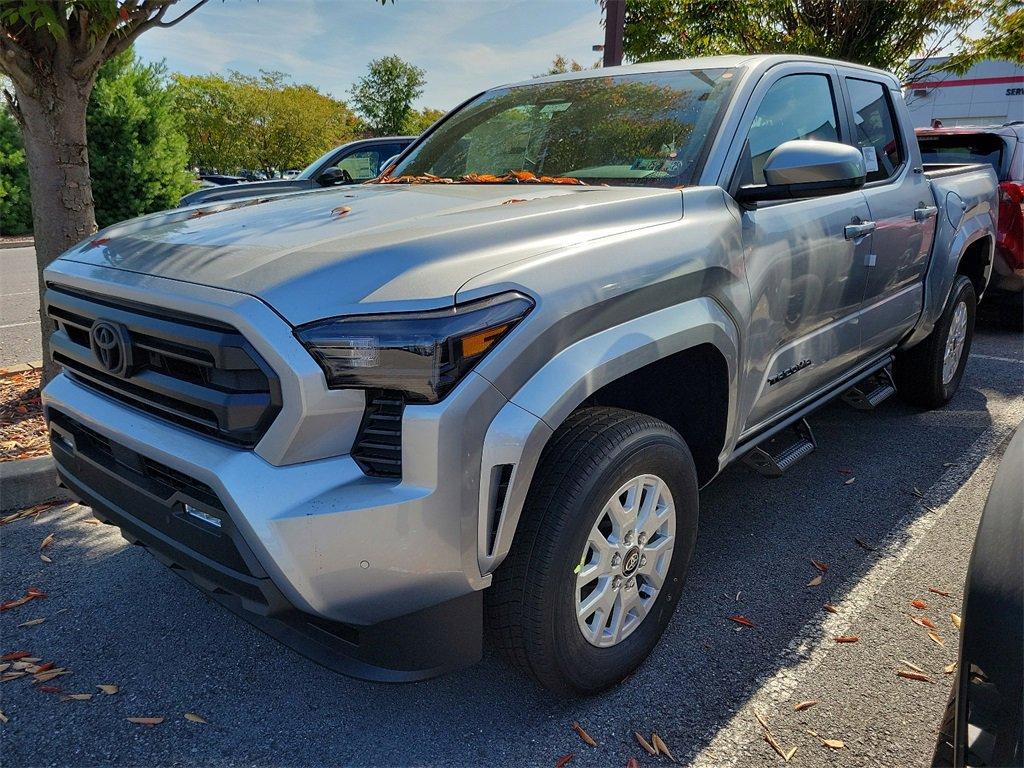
top-left (742, 418), bottom-right (816, 478)
top-left (841, 367), bottom-right (896, 410)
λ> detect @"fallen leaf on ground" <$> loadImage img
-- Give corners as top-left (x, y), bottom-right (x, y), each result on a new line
top-left (834, 635), bottom-right (859, 643)
top-left (37, 685), bottom-right (63, 694)
top-left (34, 661), bottom-right (54, 673)
top-left (897, 670), bottom-right (934, 683)
top-left (928, 631), bottom-right (945, 647)
top-left (1, 672), bottom-right (26, 682)
top-left (910, 487), bottom-right (925, 498)
top-left (127, 717), bottom-right (164, 726)
top-left (728, 615), bottom-right (756, 628)
top-left (40, 555), bottom-right (52, 564)
top-left (783, 747), bottom-right (797, 761)
top-left (634, 732), bottom-right (657, 755)
top-left (823, 603), bottom-right (839, 614)
top-left (794, 700), bottom-right (818, 712)
top-left (755, 713), bottom-right (796, 763)
top-left (17, 618), bottom-right (44, 628)
top-left (837, 468), bottom-right (854, 475)
top-left (62, 693), bottom-right (92, 701)
top-left (822, 739), bottom-right (845, 750)
top-left (0, 588), bottom-right (47, 612)
top-left (911, 599), bottom-right (928, 609)
top-left (82, 518), bottom-right (101, 526)
top-left (810, 559), bottom-right (829, 573)
top-left (911, 616), bottom-right (937, 629)
top-left (0, 710), bottom-right (6, 723)
top-left (0, 664), bottom-right (8, 673)
top-left (32, 668), bottom-right (70, 683)
top-left (951, 613), bottom-right (962, 630)
top-left (652, 733), bottom-right (676, 762)
top-left (39, 534), bottom-right (55, 550)
top-left (844, 477), bottom-right (855, 485)
top-left (900, 659), bottom-right (925, 673)
top-left (854, 537), bottom-right (876, 551)
top-left (96, 684), bottom-right (118, 695)
top-left (1, 651), bottom-right (31, 661)
top-left (928, 587), bottom-right (951, 597)
top-left (572, 722), bottom-right (597, 747)
top-left (626, 759), bottom-right (640, 768)
top-left (944, 662), bottom-right (957, 674)
top-left (806, 575), bottom-right (823, 587)
top-left (184, 712), bottom-right (207, 724)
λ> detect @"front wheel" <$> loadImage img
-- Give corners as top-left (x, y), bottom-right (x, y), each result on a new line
top-left (894, 275), bottom-right (977, 408)
top-left (485, 407), bottom-right (699, 695)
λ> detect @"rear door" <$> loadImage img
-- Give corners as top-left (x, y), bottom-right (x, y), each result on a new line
top-left (838, 73), bottom-right (935, 350)
top-left (726, 64), bottom-right (875, 434)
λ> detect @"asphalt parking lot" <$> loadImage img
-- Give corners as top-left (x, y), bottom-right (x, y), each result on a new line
top-left (0, 247), bottom-right (42, 367)
top-left (1, 315), bottom-right (1021, 768)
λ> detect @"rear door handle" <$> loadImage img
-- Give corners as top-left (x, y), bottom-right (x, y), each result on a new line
top-left (844, 221), bottom-right (876, 240)
top-left (914, 206), bottom-right (938, 221)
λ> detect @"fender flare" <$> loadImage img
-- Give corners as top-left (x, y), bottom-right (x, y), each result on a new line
top-left (476, 296), bottom-right (739, 576)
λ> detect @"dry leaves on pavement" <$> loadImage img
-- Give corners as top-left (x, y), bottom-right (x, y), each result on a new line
top-left (571, 722), bottom-right (597, 747)
top-left (728, 615), bottom-right (756, 628)
top-left (0, 588), bottom-right (47, 612)
top-left (555, 754), bottom-right (573, 768)
top-left (651, 733), bottom-right (676, 762)
top-left (634, 732), bottom-right (657, 755)
top-left (184, 712), bottom-right (207, 724)
top-left (754, 712), bottom-right (797, 763)
top-left (793, 701), bottom-right (819, 712)
top-left (0, 369), bottom-right (48, 462)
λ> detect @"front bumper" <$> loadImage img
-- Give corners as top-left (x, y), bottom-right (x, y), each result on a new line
top-left (42, 372), bottom-right (507, 681)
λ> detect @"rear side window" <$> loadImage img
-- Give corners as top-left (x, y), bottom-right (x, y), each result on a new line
top-left (918, 133), bottom-right (1008, 180)
top-left (739, 73), bottom-right (841, 185)
top-left (847, 78), bottom-right (903, 183)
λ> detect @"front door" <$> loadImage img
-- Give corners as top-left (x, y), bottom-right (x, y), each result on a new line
top-left (733, 68), bottom-right (875, 434)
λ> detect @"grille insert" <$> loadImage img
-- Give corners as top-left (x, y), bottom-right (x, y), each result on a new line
top-left (352, 392), bottom-right (404, 478)
top-left (46, 284), bottom-right (280, 447)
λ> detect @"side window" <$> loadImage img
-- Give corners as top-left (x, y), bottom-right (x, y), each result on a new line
top-left (846, 78), bottom-right (903, 183)
top-left (739, 74), bottom-right (841, 185)
top-left (333, 149), bottom-right (384, 181)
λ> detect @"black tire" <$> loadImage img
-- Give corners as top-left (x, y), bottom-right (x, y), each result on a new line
top-left (485, 407), bottom-right (699, 695)
top-left (931, 677), bottom-right (957, 767)
top-left (894, 275), bottom-right (976, 408)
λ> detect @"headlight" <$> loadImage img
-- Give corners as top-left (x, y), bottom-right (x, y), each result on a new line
top-left (295, 292), bottom-right (534, 403)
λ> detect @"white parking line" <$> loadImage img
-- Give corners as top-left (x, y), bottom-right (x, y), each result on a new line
top-left (0, 320), bottom-right (39, 329)
top-left (970, 353), bottom-right (1023, 364)
top-left (689, 400), bottom-right (1024, 768)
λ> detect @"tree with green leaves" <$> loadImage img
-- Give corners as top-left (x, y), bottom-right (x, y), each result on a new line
top-left (0, 105), bottom-right (32, 235)
top-left (0, 0), bottom-right (207, 380)
top-left (350, 55), bottom-right (425, 136)
top-left (403, 107), bottom-right (444, 135)
top-left (619, 0), bottom-right (993, 84)
top-left (87, 50), bottom-right (193, 228)
top-left (944, 0), bottom-right (1023, 74)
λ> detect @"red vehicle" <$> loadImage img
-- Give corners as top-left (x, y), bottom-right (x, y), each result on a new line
top-left (917, 124), bottom-right (1024, 310)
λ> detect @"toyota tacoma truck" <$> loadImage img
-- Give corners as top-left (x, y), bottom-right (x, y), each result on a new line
top-left (42, 55), bottom-right (998, 694)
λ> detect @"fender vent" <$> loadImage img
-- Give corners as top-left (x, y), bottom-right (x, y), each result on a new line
top-left (487, 464), bottom-right (514, 554)
top-left (352, 392), bottom-right (404, 478)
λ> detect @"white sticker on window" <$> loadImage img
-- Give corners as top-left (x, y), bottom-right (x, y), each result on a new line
top-left (862, 146), bottom-right (879, 173)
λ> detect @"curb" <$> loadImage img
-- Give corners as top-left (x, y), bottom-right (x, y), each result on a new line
top-left (0, 238), bottom-right (34, 250)
top-left (0, 361), bottom-right (43, 377)
top-left (0, 456), bottom-right (71, 512)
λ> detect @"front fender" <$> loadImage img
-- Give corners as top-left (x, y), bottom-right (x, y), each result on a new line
top-left (476, 296), bottom-right (739, 575)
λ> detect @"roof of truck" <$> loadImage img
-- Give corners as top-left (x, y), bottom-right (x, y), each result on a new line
top-left (505, 54), bottom-right (899, 90)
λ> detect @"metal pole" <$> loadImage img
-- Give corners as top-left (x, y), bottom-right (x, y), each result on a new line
top-left (603, 0), bottom-right (625, 68)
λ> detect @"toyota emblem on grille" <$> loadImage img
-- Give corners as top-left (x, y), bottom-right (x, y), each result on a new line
top-left (89, 320), bottom-right (132, 376)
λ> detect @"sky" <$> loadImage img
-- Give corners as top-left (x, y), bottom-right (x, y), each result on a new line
top-left (135, 0), bottom-right (606, 111)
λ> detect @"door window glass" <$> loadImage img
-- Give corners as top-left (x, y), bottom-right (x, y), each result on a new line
top-left (740, 74), bottom-right (841, 185)
top-left (846, 78), bottom-right (904, 183)
top-left (333, 149), bottom-right (384, 181)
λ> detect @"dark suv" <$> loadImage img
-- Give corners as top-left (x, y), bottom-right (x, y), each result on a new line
top-left (180, 136), bottom-right (415, 207)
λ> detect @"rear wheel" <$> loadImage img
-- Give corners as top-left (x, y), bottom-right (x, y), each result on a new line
top-left (894, 275), bottom-right (976, 408)
top-left (486, 407), bottom-right (699, 695)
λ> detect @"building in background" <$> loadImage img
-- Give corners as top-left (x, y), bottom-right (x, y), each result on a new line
top-left (905, 57), bottom-right (1023, 128)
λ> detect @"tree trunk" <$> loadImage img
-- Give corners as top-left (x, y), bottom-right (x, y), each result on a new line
top-left (16, 76), bottom-right (97, 383)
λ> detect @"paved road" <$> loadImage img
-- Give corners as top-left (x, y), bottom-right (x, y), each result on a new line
top-left (0, 247), bottom-right (41, 367)
top-left (1, 321), bottom-right (1022, 768)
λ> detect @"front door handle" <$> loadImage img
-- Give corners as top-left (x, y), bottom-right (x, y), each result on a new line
top-left (844, 221), bottom-right (876, 240)
top-left (914, 205), bottom-right (938, 221)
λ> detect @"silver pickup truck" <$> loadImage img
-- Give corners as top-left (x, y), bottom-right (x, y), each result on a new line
top-left (42, 54), bottom-right (998, 694)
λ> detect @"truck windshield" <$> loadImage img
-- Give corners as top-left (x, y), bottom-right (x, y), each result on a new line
top-left (385, 68), bottom-right (736, 188)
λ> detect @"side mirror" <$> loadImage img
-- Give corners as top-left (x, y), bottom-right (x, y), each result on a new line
top-left (736, 140), bottom-right (865, 204)
top-left (317, 167), bottom-right (352, 187)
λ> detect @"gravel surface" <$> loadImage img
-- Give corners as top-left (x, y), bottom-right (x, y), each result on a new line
top-left (1, 320), bottom-right (1021, 768)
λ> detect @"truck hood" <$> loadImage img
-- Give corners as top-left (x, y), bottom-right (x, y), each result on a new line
top-left (58, 183), bottom-right (682, 326)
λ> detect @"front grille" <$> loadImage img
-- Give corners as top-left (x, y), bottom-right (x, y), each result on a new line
top-left (46, 284), bottom-right (280, 447)
top-left (352, 391), bottom-right (404, 478)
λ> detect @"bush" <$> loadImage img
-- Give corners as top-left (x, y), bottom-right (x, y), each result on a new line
top-left (87, 51), bottom-right (192, 228)
top-left (0, 109), bottom-right (32, 236)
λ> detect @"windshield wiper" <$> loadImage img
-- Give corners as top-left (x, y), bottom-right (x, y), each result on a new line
top-left (377, 169), bottom-right (586, 186)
